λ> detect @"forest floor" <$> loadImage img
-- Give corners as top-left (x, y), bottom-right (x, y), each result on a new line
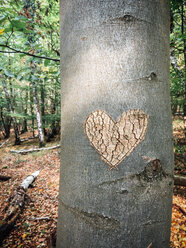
top-left (0, 116), bottom-right (185, 248)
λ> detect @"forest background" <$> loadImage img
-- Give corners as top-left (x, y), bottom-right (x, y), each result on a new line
top-left (0, 0), bottom-right (60, 146)
top-left (0, 0), bottom-right (185, 247)
top-left (0, 0), bottom-right (185, 145)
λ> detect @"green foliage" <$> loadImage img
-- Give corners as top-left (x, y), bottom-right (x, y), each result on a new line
top-left (0, 0), bottom-right (60, 139)
top-left (0, 0), bottom-right (185, 141)
top-left (170, 0), bottom-right (185, 115)
top-left (174, 143), bottom-right (186, 154)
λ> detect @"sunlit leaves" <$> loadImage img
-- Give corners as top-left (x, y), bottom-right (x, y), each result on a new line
top-left (0, 29), bottom-right (4, 35)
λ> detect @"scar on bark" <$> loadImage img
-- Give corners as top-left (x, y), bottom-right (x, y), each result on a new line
top-left (112, 15), bottom-right (137, 23)
top-left (139, 157), bottom-right (168, 182)
top-left (97, 159), bottom-right (170, 190)
top-left (110, 14), bottom-right (151, 24)
top-left (142, 72), bottom-right (157, 81)
top-left (61, 201), bottom-right (121, 230)
top-left (98, 177), bottom-right (126, 187)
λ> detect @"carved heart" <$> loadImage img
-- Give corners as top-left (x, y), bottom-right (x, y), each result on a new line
top-left (84, 109), bottom-right (148, 170)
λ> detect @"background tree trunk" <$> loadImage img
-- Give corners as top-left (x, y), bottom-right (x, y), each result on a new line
top-left (31, 62), bottom-right (45, 147)
top-left (29, 84), bottom-right (35, 137)
top-left (2, 80), bottom-right (21, 145)
top-left (40, 79), bottom-right (47, 136)
top-left (24, 0), bottom-right (45, 147)
top-left (0, 107), bottom-right (11, 139)
top-left (47, 91), bottom-right (57, 141)
top-left (57, 1), bottom-right (174, 247)
top-left (22, 91), bottom-right (28, 134)
top-left (31, 75), bottom-right (45, 147)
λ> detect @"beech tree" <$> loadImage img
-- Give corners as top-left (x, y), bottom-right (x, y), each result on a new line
top-left (57, 0), bottom-right (174, 248)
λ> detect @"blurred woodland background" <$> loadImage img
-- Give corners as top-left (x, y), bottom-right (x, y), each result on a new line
top-left (0, 0), bottom-right (185, 145)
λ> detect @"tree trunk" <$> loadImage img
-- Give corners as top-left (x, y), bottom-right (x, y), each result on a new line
top-left (170, 49), bottom-right (183, 78)
top-left (31, 62), bottom-right (45, 147)
top-left (47, 94), bottom-right (57, 142)
top-left (29, 84), bottom-right (35, 137)
top-left (22, 91), bottom-right (28, 133)
top-left (40, 79), bottom-right (47, 135)
top-left (0, 107), bottom-right (11, 139)
top-left (57, 1), bottom-right (174, 248)
top-left (1, 80), bottom-right (21, 145)
top-left (23, 0), bottom-right (45, 146)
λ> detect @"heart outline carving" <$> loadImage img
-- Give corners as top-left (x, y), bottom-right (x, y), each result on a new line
top-left (84, 109), bottom-right (149, 170)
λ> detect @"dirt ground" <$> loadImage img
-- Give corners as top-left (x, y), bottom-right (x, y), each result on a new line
top-left (170, 117), bottom-right (186, 248)
top-left (0, 133), bottom-right (60, 248)
top-left (0, 117), bottom-right (185, 247)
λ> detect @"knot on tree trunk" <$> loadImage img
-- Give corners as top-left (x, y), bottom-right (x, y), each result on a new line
top-left (139, 159), bottom-right (167, 182)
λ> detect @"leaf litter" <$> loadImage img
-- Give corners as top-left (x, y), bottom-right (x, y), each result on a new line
top-left (0, 117), bottom-right (185, 247)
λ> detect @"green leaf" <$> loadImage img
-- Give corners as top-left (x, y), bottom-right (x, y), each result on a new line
top-left (4, 24), bottom-right (12, 33)
top-left (14, 16), bottom-right (27, 21)
top-left (12, 20), bottom-right (26, 29)
top-left (0, 15), bottom-right (6, 25)
top-left (44, 59), bottom-right (50, 66)
top-left (4, 70), bottom-right (14, 78)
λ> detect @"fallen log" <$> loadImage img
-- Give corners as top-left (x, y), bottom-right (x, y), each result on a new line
top-left (0, 175), bottom-right (11, 181)
top-left (174, 175), bottom-right (186, 187)
top-left (20, 135), bottom-right (39, 142)
top-left (10, 144), bottom-right (60, 154)
top-left (0, 138), bottom-right (10, 148)
top-left (0, 171), bottom-right (40, 244)
top-left (29, 216), bottom-right (52, 221)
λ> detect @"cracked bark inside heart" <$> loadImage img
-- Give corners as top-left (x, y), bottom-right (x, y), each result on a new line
top-left (84, 109), bottom-right (149, 170)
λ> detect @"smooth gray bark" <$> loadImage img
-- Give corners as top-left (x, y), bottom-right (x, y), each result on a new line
top-left (57, 1), bottom-right (174, 247)
top-left (31, 62), bottom-right (45, 147)
top-left (33, 80), bottom-right (45, 147)
top-left (29, 84), bottom-right (35, 137)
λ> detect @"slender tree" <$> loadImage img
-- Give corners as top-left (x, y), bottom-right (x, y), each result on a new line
top-left (40, 79), bottom-right (47, 135)
top-left (1, 78), bottom-right (21, 145)
top-left (29, 83), bottom-right (35, 137)
top-left (22, 90), bottom-right (28, 133)
top-left (0, 95), bottom-right (11, 139)
top-left (31, 62), bottom-right (45, 147)
top-left (23, 0), bottom-right (45, 147)
top-left (57, 0), bottom-right (174, 247)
